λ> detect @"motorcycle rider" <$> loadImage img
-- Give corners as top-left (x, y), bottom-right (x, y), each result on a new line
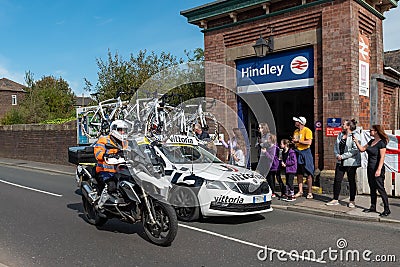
top-left (94, 120), bottom-right (129, 211)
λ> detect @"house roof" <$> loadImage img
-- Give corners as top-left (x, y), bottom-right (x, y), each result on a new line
top-left (384, 49), bottom-right (400, 73)
top-left (0, 78), bottom-right (27, 92)
top-left (74, 96), bottom-right (94, 107)
top-left (181, 0), bottom-right (398, 32)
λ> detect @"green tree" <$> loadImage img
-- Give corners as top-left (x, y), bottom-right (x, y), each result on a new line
top-left (84, 49), bottom-right (205, 103)
top-left (1, 72), bottom-right (76, 124)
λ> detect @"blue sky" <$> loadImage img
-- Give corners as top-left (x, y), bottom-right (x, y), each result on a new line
top-left (0, 0), bottom-right (399, 96)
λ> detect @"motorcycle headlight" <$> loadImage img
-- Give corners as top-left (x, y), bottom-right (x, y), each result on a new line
top-left (205, 180), bottom-right (226, 190)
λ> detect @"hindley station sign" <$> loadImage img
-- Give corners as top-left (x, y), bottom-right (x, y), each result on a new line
top-left (236, 47), bottom-right (314, 93)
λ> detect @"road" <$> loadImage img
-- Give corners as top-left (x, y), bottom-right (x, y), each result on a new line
top-left (0, 164), bottom-right (399, 267)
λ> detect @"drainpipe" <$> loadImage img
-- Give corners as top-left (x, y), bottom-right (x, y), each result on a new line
top-left (370, 73), bottom-right (400, 126)
top-left (370, 74), bottom-right (378, 126)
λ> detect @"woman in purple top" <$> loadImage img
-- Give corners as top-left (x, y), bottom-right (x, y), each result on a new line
top-left (263, 134), bottom-right (284, 197)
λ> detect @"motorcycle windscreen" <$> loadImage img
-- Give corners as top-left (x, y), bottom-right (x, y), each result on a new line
top-left (124, 134), bottom-right (170, 201)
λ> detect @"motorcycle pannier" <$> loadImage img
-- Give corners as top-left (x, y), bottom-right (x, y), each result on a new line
top-left (68, 146), bottom-right (96, 164)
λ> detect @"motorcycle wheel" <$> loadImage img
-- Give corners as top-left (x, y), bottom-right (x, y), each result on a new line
top-left (142, 200), bottom-right (178, 247)
top-left (170, 186), bottom-right (200, 222)
top-left (81, 195), bottom-right (108, 226)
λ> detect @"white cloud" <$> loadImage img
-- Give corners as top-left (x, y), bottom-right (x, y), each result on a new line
top-left (0, 64), bottom-right (26, 85)
top-left (383, 7), bottom-right (400, 51)
top-left (54, 69), bottom-right (67, 77)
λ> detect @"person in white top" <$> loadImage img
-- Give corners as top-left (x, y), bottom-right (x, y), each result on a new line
top-left (231, 142), bottom-right (246, 167)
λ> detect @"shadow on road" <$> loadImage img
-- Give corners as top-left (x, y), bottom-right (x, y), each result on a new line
top-left (199, 214), bottom-right (266, 225)
top-left (66, 202), bottom-right (149, 241)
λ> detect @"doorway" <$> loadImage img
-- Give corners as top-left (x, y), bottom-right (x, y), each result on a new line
top-left (241, 88), bottom-right (314, 168)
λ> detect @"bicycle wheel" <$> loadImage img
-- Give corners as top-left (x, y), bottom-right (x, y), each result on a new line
top-left (165, 107), bottom-right (188, 137)
top-left (118, 104), bottom-right (141, 135)
top-left (145, 107), bottom-right (173, 141)
top-left (80, 109), bottom-right (105, 139)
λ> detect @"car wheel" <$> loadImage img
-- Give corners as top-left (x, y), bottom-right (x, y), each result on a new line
top-left (170, 186), bottom-right (200, 222)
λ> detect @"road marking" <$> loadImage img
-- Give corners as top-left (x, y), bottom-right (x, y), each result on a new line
top-left (0, 179), bottom-right (62, 197)
top-left (178, 223), bottom-right (325, 263)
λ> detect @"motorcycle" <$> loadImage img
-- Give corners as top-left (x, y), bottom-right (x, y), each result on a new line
top-left (77, 137), bottom-right (178, 246)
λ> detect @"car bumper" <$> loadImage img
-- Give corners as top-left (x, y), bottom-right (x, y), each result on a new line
top-left (203, 201), bottom-right (273, 216)
top-left (198, 187), bottom-right (273, 217)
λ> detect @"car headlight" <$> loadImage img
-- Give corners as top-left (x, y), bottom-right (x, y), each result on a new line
top-left (205, 180), bottom-right (226, 190)
top-left (224, 181), bottom-right (241, 193)
top-left (253, 172), bottom-right (266, 182)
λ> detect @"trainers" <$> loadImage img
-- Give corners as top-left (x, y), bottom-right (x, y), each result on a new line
top-left (271, 193), bottom-right (276, 198)
top-left (326, 200), bottom-right (339, 206)
top-left (306, 193), bottom-right (314, 199)
top-left (279, 194), bottom-right (287, 200)
top-left (294, 192), bottom-right (303, 198)
top-left (286, 196), bottom-right (296, 202)
top-left (348, 202), bottom-right (355, 208)
top-left (280, 195), bottom-right (288, 201)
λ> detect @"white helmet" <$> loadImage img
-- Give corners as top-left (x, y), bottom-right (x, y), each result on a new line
top-left (110, 120), bottom-right (129, 141)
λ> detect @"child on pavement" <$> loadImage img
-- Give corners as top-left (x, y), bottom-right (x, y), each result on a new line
top-left (280, 139), bottom-right (297, 201)
top-left (266, 134), bottom-right (285, 198)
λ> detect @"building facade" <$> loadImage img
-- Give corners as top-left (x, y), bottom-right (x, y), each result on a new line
top-left (182, 0), bottom-right (400, 170)
top-left (0, 78), bottom-right (26, 120)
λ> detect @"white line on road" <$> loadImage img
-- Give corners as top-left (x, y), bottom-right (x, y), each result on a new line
top-left (178, 223), bottom-right (326, 264)
top-left (0, 179), bottom-right (62, 197)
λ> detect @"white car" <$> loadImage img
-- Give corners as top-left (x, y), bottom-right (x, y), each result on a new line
top-left (138, 135), bottom-right (273, 221)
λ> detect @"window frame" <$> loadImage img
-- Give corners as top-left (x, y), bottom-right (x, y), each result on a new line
top-left (11, 94), bottom-right (17, 105)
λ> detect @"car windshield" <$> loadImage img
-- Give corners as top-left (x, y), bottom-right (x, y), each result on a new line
top-left (159, 145), bottom-right (223, 164)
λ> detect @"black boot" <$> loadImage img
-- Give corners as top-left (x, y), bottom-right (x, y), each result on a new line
top-left (362, 206), bottom-right (376, 213)
top-left (379, 210), bottom-right (391, 217)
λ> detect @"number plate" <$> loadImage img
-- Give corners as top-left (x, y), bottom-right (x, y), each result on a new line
top-left (253, 195), bottom-right (266, 203)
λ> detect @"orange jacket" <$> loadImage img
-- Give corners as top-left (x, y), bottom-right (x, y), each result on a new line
top-left (94, 135), bottom-right (127, 173)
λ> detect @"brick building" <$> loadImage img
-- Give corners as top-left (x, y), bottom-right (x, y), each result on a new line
top-left (182, 0), bottom-right (400, 170)
top-left (0, 78), bottom-right (27, 119)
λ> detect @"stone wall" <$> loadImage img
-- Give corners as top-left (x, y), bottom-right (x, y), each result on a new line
top-left (0, 121), bottom-right (77, 165)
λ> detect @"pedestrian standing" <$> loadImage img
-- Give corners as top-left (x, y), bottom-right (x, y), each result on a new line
top-left (220, 127), bottom-right (241, 164)
top-left (353, 125), bottom-right (391, 216)
top-left (230, 141), bottom-right (246, 167)
top-left (292, 116), bottom-right (314, 199)
top-left (326, 119), bottom-right (361, 207)
top-left (256, 123), bottom-right (272, 180)
top-left (265, 134), bottom-right (285, 197)
top-left (280, 139), bottom-right (297, 201)
top-left (256, 123), bottom-right (271, 160)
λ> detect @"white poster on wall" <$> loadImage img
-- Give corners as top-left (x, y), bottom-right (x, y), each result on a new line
top-left (358, 34), bottom-right (370, 97)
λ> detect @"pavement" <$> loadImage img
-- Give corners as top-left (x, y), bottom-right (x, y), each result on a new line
top-left (1, 157), bottom-right (400, 224)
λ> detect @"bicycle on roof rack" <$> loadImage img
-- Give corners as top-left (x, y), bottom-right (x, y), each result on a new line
top-left (184, 98), bottom-right (219, 143)
top-left (80, 89), bottom-right (137, 139)
top-left (142, 92), bottom-right (176, 141)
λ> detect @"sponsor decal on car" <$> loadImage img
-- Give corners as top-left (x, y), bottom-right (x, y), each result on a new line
top-left (214, 195), bottom-right (244, 204)
top-left (166, 135), bottom-right (198, 145)
top-left (226, 173), bottom-right (263, 181)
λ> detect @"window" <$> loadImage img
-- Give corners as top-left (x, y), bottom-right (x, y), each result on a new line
top-left (12, 95), bottom-right (17, 105)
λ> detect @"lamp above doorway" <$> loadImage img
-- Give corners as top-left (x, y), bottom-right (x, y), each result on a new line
top-left (253, 34), bottom-right (274, 57)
